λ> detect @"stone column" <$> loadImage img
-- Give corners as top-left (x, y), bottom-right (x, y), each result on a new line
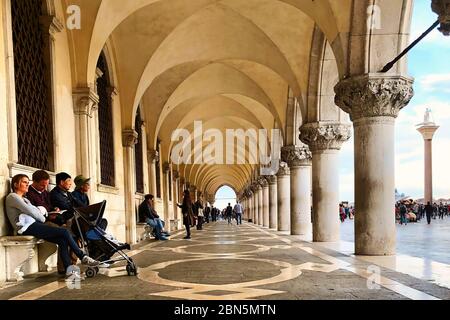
top-left (277, 162), bottom-right (291, 232)
top-left (257, 179), bottom-right (264, 226)
top-left (262, 179), bottom-right (270, 227)
top-left (300, 122), bottom-right (350, 242)
top-left (282, 145), bottom-right (313, 236)
top-left (267, 175), bottom-right (278, 229)
top-left (252, 184), bottom-right (260, 225)
top-left (417, 115), bottom-right (439, 205)
top-left (147, 150), bottom-right (158, 196)
top-left (162, 162), bottom-right (172, 225)
top-left (335, 74), bottom-right (414, 255)
top-left (122, 129), bottom-right (138, 244)
top-left (72, 88), bottom-right (99, 178)
top-left (172, 170), bottom-right (180, 227)
top-left (247, 190), bottom-right (254, 223)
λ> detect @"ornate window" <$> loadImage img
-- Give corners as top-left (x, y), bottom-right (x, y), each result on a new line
top-left (12, 0), bottom-right (54, 170)
top-left (155, 139), bottom-right (161, 198)
top-left (97, 53), bottom-right (115, 186)
top-left (134, 107), bottom-right (144, 194)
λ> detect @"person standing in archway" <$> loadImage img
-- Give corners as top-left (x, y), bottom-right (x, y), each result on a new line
top-left (178, 190), bottom-right (195, 239)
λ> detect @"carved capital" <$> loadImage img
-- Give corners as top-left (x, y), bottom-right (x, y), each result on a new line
top-left (277, 161), bottom-right (290, 177)
top-left (281, 145), bottom-right (312, 167)
top-left (334, 74), bottom-right (414, 121)
top-left (122, 129), bottom-right (138, 147)
top-left (251, 182), bottom-right (261, 192)
top-left (266, 175), bottom-right (277, 185)
top-left (257, 177), bottom-right (268, 188)
top-left (432, 0), bottom-right (450, 35)
top-left (173, 170), bottom-right (180, 180)
top-left (72, 87), bottom-right (99, 118)
top-left (163, 162), bottom-right (170, 174)
top-left (300, 122), bottom-right (351, 152)
top-left (40, 15), bottom-right (64, 37)
top-left (148, 149), bottom-right (159, 163)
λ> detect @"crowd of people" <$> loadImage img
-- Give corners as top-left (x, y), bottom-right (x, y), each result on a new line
top-left (395, 200), bottom-right (449, 225)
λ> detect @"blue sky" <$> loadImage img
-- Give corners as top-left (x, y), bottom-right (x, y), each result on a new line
top-left (215, 1), bottom-right (450, 207)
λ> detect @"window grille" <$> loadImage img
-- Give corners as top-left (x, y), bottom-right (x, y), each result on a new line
top-left (135, 108), bottom-right (144, 194)
top-left (97, 53), bottom-right (115, 186)
top-left (12, 0), bottom-right (53, 170)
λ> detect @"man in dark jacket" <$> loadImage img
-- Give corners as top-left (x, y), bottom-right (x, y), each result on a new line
top-left (425, 201), bottom-right (434, 225)
top-left (50, 172), bottom-right (83, 225)
top-left (138, 194), bottom-right (169, 240)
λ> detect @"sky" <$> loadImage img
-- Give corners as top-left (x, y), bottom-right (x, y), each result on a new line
top-left (215, 1), bottom-right (450, 207)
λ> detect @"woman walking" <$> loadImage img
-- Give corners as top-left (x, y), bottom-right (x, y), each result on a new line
top-left (177, 190), bottom-right (195, 239)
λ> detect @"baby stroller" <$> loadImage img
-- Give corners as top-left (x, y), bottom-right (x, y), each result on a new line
top-left (72, 201), bottom-right (137, 278)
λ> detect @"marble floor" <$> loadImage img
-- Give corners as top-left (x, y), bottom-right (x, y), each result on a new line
top-left (0, 220), bottom-right (449, 300)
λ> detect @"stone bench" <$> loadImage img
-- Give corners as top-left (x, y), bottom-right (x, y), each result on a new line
top-left (0, 236), bottom-right (57, 282)
top-left (136, 223), bottom-right (154, 242)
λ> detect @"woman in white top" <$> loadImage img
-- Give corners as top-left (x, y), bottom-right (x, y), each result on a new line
top-left (6, 174), bottom-right (100, 277)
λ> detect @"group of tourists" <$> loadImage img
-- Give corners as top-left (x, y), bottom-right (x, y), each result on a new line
top-left (396, 200), bottom-right (449, 225)
top-left (5, 171), bottom-right (103, 280)
top-left (339, 203), bottom-right (355, 222)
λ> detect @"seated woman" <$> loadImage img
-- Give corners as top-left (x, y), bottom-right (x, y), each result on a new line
top-left (6, 174), bottom-right (100, 279)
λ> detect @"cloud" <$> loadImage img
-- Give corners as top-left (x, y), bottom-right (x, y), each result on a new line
top-left (418, 74), bottom-right (450, 93)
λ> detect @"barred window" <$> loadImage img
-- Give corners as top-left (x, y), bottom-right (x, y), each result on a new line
top-left (155, 139), bottom-right (161, 198)
top-left (12, 0), bottom-right (54, 170)
top-left (97, 53), bottom-right (115, 186)
top-left (134, 107), bottom-right (144, 194)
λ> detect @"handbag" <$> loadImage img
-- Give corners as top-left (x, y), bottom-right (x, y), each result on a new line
top-left (198, 208), bottom-right (204, 217)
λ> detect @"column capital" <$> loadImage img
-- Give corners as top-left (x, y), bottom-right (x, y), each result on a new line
top-left (265, 175), bottom-right (277, 185)
top-left (122, 129), bottom-right (138, 147)
top-left (147, 149), bottom-right (159, 163)
top-left (300, 122), bottom-right (351, 152)
top-left (72, 87), bottom-right (99, 118)
top-left (334, 74), bottom-right (414, 121)
top-left (40, 15), bottom-right (64, 37)
top-left (277, 161), bottom-right (290, 177)
top-left (281, 145), bottom-right (312, 167)
top-left (173, 170), bottom-right (180, 179)
top-left (257, 177), bottom-right (268, 188)
top-left (432, 0), bottom-right (450, 35)
top-left (180, 177), bottom-right (185, 185)
top-left (163, 162), bottom-right (171, 174)
top-left (251, 182), bottom-right (261, 192)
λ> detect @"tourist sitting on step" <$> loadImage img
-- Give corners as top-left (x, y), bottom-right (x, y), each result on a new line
top-left (138, 194), bottom-right (170, 241)
top-left (6, 174), bottom-right (100, 280)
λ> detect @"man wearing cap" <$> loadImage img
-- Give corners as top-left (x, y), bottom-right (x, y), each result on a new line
top-left (72, 175), bottom-right (91, 207)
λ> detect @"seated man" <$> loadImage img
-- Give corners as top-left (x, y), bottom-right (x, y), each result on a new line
top-left (138, 194), bottom-right (170, 240)
top-left (49, 172), bottom-right (79, 225)
top-left (72, 175), bottom-right (108, 231)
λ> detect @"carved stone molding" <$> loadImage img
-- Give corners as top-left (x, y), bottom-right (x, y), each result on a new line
top-left (300, 122), bottom-right (351, 152)
top-left (277, 161), bottom-right (290, 177)
top-left (281, 145), bottom-right (312, 167)
top-left (432, 0), bottom-right (450, 35)
top-left (334, 74), bottom-right (414, 121)
top-left (148, 149), bottom-right (159, 163)
top-left (72, 87), bottom-right (99, 118)
top-left (122, 129), bottom-right (138, 147)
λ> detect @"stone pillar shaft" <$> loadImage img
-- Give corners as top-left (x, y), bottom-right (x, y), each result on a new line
top-left (335, 74), bottom-right (414, 255)
top-left (277, 163), bottom-right (290, 232)
top-left (268, 177), bottom-right (278, 229)
top-left (262, 184), bottom-right (269, 227)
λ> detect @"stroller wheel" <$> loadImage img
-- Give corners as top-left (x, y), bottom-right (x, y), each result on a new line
top-left (86, 268), bottom-right (97, 278)
top-left (126, 263), bottom-right (137, 276)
